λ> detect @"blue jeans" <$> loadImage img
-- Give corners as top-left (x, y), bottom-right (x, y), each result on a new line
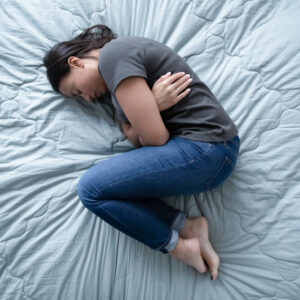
top-left (77, 135), bottom-right (240, 254)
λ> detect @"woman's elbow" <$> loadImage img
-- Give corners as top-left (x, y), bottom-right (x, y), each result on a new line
top-left (158, 130), bottom-right (170, 145)
top-left (142, 130), bottom-right (170, 146)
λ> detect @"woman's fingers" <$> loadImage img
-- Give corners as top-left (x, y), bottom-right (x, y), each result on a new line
top-left (164, 72), bottom-right (186, 85)
top-left (175, 76), bottom-right (192, 94)
top-left (162, 72), bottom-right (192, 92)
top-left (159, 71), bottom-right (192, 102)
top-left (156, 72), bottom-right (171, 83)
top-left (176, 87), bottom-right (191, 101)
top-left (171, 74), bottom-right (192, 89)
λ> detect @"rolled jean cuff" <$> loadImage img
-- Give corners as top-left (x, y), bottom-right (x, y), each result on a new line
top-left (159, 211), bottom-right (187, 254)
top-left (171, 210), bottom-right (188, 232)
top-left (163, 229), bottom-right (179, 252)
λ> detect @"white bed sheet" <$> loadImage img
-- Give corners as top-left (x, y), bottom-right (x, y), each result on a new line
top-left (0, 0), bottom-right (299, 299)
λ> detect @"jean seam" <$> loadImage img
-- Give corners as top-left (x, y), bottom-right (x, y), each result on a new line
top-left (79, 184), bottom-right (173, 252)
top-left (174, 137), bottom-right (214, 162)
top-left (154, 227), bottom-right (173, 251)
top-left (223, 144), bottom-right (238, 157)
top-left (88, 200), bottom-right (163, 250)
top-left (225, 155), bottom-right (234, 167)
top-left (206, 156), bottom-right (233, 190)
top-left (182, 138), bottom-right (215, 150)
top-left (99, 145), bottom-right (216, 198)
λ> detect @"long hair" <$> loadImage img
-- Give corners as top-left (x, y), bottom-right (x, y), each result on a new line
top-left (43, 24), bottom-right (118, 94)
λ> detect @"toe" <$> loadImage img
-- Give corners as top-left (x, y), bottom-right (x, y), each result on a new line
top-left (211, 271), bottom-right (218, 280)
top-left (197, 255), bottom-right (208, 273)
top-left (202, 252), bottom-right (220, 279)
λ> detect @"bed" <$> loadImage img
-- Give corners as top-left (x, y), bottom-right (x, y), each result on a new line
top-left (1, 0), bottom-right (299, 299)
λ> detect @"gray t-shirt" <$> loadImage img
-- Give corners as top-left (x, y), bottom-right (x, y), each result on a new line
top-left (98, 36), bottom-right (238, 142)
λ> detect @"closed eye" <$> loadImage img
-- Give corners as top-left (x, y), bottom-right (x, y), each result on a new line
top-left (71, 89), bottom-right (82, 97)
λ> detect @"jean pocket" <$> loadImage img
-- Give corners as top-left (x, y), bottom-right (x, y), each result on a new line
top-left (206, 156), bottom-right (234, 191)
top-left (182, 138), bottom-right (214, 155)
top-left (173, 137), bottom-right (214, 163)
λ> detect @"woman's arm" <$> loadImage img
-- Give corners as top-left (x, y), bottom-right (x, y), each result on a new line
top-left (115, 76), bottom-right (170, 146)
top-left (120, 122), bottom-right (143, 148)
top-left (152, 72), bottom-right (192, 112)
top-left (118, 72), bottom-right (191, 147)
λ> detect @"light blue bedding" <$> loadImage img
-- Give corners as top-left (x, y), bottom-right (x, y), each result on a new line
top-left (1, 0), bottom-right (299, 299)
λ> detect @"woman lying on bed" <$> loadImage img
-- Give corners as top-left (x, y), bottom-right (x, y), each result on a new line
top-left (43, 24), bottom-right (240, 281)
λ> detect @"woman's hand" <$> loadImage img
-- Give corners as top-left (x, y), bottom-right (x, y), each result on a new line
top-left (151, 72), bottom-right (192, 112)
top-left (120, 122), bottom-right (143, 148)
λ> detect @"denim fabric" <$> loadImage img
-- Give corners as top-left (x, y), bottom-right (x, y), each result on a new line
top-left (77, 135), bottom-right (240, 254)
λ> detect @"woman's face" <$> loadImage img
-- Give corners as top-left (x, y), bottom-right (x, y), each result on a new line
top-left (59, 49), bottom-right (108, 103)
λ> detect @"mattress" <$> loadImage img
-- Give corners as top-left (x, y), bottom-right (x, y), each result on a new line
top-left (1, 0), bottom-right (299, 299)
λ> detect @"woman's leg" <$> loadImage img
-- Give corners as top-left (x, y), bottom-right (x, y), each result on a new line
top-left (77, 135), bottom-right (239, 272)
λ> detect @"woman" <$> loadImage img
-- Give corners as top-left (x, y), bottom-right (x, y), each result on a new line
top-left (43, 24), bottom-right (240, 280)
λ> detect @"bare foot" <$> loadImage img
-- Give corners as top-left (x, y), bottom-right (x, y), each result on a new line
top-left (180, 216), bottom-right (220, 280)
top-left (169, 237), bottom-right (208, 274)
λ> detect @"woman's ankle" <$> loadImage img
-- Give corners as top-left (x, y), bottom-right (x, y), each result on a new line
top-left (179, 218), bottom-right (193, 238)
top-left (168, 237), bottom-right (185, 258)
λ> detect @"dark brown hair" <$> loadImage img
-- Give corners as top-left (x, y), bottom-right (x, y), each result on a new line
top-left (43, 24), bottom-right (117, 94)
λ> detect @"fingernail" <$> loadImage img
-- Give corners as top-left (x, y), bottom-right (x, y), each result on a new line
top-left (166, 72), bottom-right (171, 75)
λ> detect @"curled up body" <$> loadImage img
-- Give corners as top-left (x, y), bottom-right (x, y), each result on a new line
top-left (120, 71), bottom-right (192, 148)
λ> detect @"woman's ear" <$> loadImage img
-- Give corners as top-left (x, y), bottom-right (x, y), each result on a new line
top-left (67, 56), bottom-right (82, 68)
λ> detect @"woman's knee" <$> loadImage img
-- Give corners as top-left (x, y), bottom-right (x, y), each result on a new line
top-left (77, 169), bottom-right (105, 206)
top-left (77, 173), bottom-right (90, 205)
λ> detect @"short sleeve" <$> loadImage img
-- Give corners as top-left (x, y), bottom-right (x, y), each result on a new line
top-left (98, 41), bottom-right (148, 97)
top-left (111, 95), bottom-right (130, 123)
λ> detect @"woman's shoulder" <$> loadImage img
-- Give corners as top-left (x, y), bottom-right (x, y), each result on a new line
top-left (104, 35), bottom-right (161, 49)
top-left (100, 36), bottom-right (145, 63)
